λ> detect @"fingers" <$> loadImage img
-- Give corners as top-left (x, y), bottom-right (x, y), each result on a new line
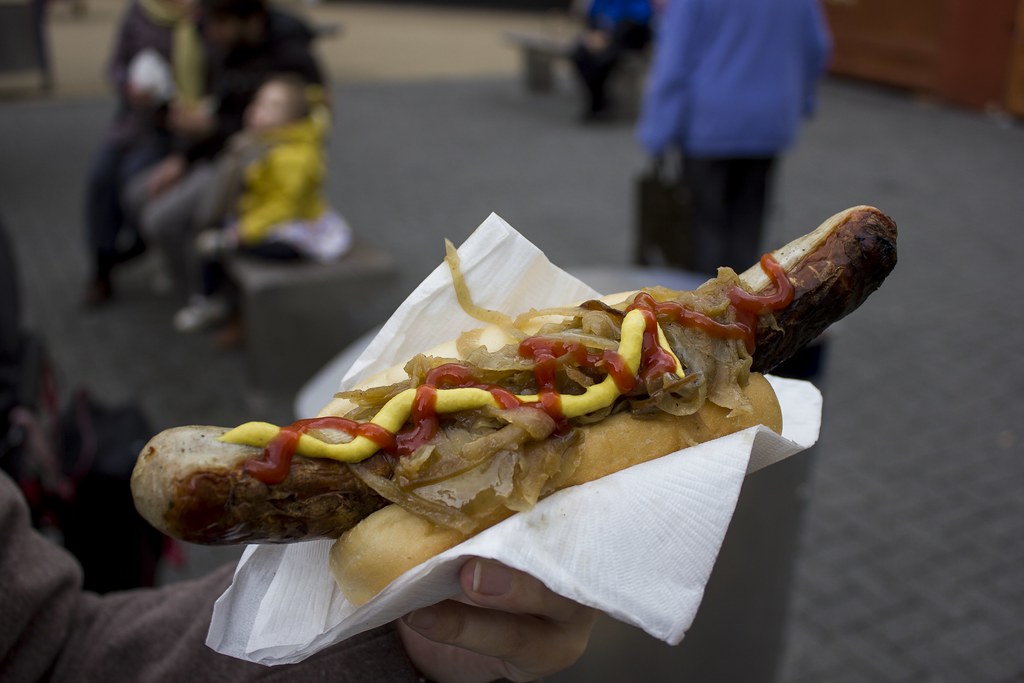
top-left (399, 560), bottom-right (596, 683)
top-left (461, 559), bottom-right (590, 625)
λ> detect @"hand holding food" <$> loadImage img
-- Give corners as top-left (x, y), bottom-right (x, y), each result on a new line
top-left (399, 558), bottom-right (597, 683)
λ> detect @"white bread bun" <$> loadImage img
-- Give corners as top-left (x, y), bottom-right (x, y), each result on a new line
top-left (330, 372), bottom-right (781, 606)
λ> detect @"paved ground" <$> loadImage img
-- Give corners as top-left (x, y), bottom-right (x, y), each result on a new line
top-left (1, 2), bottom-right (1023, 681)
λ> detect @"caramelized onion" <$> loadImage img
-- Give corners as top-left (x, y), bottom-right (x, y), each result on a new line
top-left (444, 240), bottom-right (518, 332)
top-left (341, 269), bottom-right (764, 530)
top-left (348, 456), bottom-right (478, 533)
top-left (513, 306), bottom-right (591, 330)
top-left (629, 372), bottom-right (703, 417)
top-left (349, 423), bottom-right (580, 533)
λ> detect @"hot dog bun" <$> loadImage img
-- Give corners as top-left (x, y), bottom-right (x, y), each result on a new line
top-left (330, 372), bottom-right (781, 606)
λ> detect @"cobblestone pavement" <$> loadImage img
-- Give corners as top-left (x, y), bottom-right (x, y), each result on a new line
top-left (2, 6), bottom-right (1023, 679)
top-left (771, 84), bottom-right (1024, 683)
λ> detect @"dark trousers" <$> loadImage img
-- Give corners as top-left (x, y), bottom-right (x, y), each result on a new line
top-left (684, 156), bottom-right (776, 275)
top-left (571, 21), bottom-right (651, 115)
top-left (84, 133), bottom-right (169, 280)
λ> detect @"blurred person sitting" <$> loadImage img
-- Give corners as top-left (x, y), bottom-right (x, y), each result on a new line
top-left (124, 0), bottom-right (325, 305)
top-left (173, 73), bottom-right (352, 335)
top-left (636, 0), bottom-right (831, 274)
top-left (570, 0), bottom-right (654, 121)
top-left (80, 0), bottom-right (205, 306)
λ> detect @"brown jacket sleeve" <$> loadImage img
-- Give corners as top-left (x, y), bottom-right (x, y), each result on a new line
top-left (0, 472), bottom-right (424, 682)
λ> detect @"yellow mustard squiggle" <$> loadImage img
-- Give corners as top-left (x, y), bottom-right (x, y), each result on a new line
top-left (219, 309), bottom-right (682, 463)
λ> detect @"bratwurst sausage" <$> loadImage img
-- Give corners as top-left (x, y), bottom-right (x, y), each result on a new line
top-left (131, 205), bottom-right (897, 545)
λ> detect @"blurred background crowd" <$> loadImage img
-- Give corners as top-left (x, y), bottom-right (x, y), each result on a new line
top-left (1, 0), bottom-right (1022, 681)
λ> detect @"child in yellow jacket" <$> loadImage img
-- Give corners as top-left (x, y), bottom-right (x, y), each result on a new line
top-left (175, 74), bottom-right (351, 332)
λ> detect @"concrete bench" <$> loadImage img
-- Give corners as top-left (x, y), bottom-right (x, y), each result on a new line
top-left (503, 29), bottom-right (650, 115)
top-left (503, 31), bottom-right (575, 93)
top-left (225, 242), bottom-right (399, 394)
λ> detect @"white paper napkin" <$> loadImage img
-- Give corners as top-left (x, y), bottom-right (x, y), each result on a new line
top-left (207, 213), bottom-right (823, 664)
top-left (339, 213), bottom-right (603, 388)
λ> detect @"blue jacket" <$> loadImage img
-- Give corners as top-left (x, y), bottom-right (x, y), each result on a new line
top-left (637, 0), bottom-right (831, 158)
top-left (587, 0), bottom-right (653, 30)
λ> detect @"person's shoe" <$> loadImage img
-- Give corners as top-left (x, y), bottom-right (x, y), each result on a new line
top-left (173, 296), bottom-right (229, 333)
top-left (114, 239), bottom-right (147, 265)
top-left (81, 277), bottom-right (113, 307)
top-left (579, 104), bottom-right (616, 124)
top-left (214, 315), bottom-right (244, 349)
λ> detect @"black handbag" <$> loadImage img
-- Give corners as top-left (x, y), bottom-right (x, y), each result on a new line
top-left (633, 154), bottom-right (696, 271)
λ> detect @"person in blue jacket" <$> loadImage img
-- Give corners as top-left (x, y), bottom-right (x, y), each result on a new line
top-left (637, 0), bottom-right (831, 274)
top-left (571, 0), bottom-right (654, 120)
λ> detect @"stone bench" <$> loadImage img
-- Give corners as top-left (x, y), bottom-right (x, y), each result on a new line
top-left (503, 30), bottom-right (650, 116)
top-left (503, 31), bottom-right (575, 93)
top-left (225, 243), bottom-right (399, 394)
